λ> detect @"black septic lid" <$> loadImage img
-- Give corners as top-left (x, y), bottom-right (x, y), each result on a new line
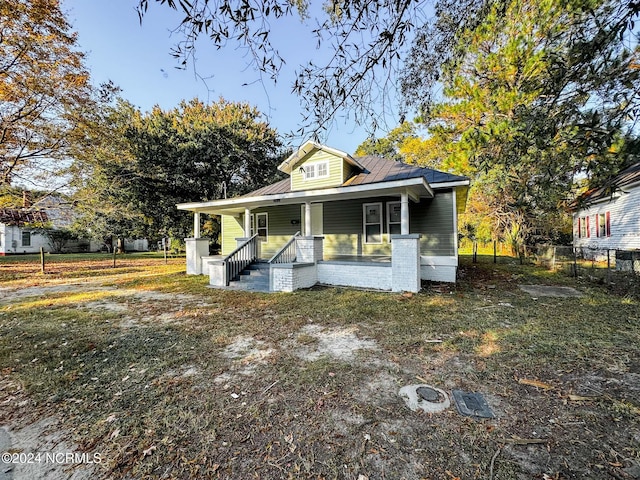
top-left (416, 386), bottom-right (445, 403)
top-left (452, 390), bottom-right (494, 418)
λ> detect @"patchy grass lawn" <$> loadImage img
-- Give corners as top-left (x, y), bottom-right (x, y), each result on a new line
top-left (0, 254), bottom-right (639, 479)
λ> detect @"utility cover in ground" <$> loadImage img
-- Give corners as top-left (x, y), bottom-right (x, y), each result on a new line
top-left (452, 390), bottom-right (494, 418)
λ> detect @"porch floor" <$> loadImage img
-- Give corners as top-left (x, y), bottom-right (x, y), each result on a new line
top-left (321, 255), bottom-right (391, 263)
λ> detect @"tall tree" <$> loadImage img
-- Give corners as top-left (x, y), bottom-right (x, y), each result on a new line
top-left (355, 122), bottom-right (416, 162)
top-left (409, 0), bottom-right (639, 241)
top-left (72, 98), bottom-right (283, 241)
top-left (0, 0), bottom-right (93, 186)
top-left (136, 0), bottom-right (639, 141)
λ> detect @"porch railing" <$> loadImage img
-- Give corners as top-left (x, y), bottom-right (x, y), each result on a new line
top-left (268, 231), bottom-right (300, 264)
top-left (223, 233), bottom-right (258, 285)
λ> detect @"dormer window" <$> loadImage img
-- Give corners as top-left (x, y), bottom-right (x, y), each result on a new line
top-left (302, 161), bottom-right (329, 180)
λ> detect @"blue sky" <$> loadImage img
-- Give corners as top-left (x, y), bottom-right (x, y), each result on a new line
top-left (61, 0), bottom-right (393, 154)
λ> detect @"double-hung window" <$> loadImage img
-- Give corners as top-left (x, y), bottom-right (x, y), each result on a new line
top-left (596, 212), bottom-right (611, 237)
top-left (363, 203), bottom-right (383, 244)
top-left (256, 212), bottom-right (268, 240)
top-left (22, 231), bottom-right (31, 247)
top-left (387, 202), bottom-right (402, 240)
top-left (578, 216), bottom-right (589, 238)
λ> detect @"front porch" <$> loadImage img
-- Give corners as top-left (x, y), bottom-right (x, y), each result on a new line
top-left (188, 233), bottom-right (423, 293)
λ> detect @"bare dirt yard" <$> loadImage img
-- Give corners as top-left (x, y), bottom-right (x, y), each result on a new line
top-left (0, 253), bottom-right (639, 479)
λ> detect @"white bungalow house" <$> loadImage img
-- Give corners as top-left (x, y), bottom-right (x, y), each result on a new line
top-left (177, 141), bottom-right (470, 292)
top-left (0, 209), bottom-right (52, 255)
top-left (0, 199), bottom-right (149, 255)
top-left (572, 161), bottom-right (640, 261)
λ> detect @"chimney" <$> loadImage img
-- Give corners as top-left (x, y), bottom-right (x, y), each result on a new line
top-left (22, 190), bottom-right (32, 208)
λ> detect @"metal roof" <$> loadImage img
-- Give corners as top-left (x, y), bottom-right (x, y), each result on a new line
top-left (0, 209), bottom-right (49, 226)
top-left (575, 161), bottom-right (640, 207)
top-left (246, 156), bottom-right (468, 198)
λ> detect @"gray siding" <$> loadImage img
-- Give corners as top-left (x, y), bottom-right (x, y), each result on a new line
top-left (411, 190), bottom-right (455, 256)
top-left (221, 190), bottom-right (455, 258)
top-left (222, 204), bottom-right (301, 258)
top-left (322, 197), bottom-right (392, 256)
top-left (322, 191), bottom-right (455, 257)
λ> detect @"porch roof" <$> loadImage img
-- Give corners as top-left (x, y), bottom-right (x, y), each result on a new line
top-left (177, 155), bottom-right (470, 215)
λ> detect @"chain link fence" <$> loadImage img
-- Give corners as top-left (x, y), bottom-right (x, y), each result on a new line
top-left (532, 245), bottom-right (640, 279)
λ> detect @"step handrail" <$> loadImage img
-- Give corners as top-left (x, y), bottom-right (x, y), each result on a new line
top-left (268, 231), bottom-right (300, 264)
top-left (223, 233), bottom-right (259, 285)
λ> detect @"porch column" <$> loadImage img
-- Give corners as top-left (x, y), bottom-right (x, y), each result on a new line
top-left (304, 202), bottom-right (312, 237)
top-left (401, 191), bottom-right (409, 235)
top-left (185, 210), bottom-right (209, 275)
top-left (391, 234), bottom-right (421, 293)
top-left (244, 208), bottom-right (251, 237)
top-left (193, 212), bottom-right (201, 238)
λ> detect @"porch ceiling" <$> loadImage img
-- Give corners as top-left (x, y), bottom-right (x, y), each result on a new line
top-left (177, 177), bottom-right (436, 215)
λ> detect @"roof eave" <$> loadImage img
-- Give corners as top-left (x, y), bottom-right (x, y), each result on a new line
top-left (571, 178), bottom-right (640, 211)
top-left (430, 179), bottom-right (470, 189)
top-left (277, 141), bottom-right (363, 174)
top-left (177, 177), bottom-right (435, 214)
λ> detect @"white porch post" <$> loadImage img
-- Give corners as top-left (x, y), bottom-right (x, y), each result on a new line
top-left (194, 212), bottom-right (201, 238)
top-left (244, 208), bottom-right (251, 237)
top-left (304, 202), bottom-right (312, 237)
top-left (185, 210), bottom-right (208, 275)
top-left (401, 191), bottom-right (410, 235)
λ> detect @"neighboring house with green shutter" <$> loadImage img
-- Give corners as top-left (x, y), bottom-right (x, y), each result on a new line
top-left (178, 141), bottom-right (470, 292)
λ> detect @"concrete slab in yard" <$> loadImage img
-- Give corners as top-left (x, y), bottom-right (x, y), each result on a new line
top-left (519, 285), bottom-right (583, 298)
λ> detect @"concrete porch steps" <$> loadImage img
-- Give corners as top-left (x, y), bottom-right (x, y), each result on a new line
top-left (228, 262), bottom-right (270, 292)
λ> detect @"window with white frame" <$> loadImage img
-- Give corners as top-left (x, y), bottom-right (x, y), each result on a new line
top-left (597, 212), bottom-right (611, 237)
top-left (578, 216), bottom-right (589, 238)
top-left (387, 202), bottom-right (402, 240)
top-left (302, 161), bottom-right (329, 180)
top-left (316, 162), bottom-right (328, 178)
top-left (363, 203), bottom-right (383, 244)
top-left (256, 212), bottom-right (268, 241)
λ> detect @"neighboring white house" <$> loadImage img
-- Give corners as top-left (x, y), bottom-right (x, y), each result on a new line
top-left (177, 141), bottom-right (470, 293)
top-left (0, 201), bottom-right (150, 255)
top-left (0, 210), bottom-right (53, 255)
top-left (572, 162), bottom-right (640, 259)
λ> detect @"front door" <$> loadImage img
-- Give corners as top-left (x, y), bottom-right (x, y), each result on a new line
top-left (301, 204), bottom-right (323, 236)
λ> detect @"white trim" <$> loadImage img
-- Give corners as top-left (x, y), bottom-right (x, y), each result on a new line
top-left (363, 202), bottom-right (383, 244)
top-left (579, 180), bottom-right (640, 208)
top-left (386, 201), bottom-right (401, 242)
top-left (177, 177), bottom-right (435, 213)
top-left (278, 141), bottom-right (364, 174)
top-left (452, 188), bottom-right (458, 258)
top-left (430, 180), bottom-right (471, 189)
top-left (420, 255), bottom-right (458, 266)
